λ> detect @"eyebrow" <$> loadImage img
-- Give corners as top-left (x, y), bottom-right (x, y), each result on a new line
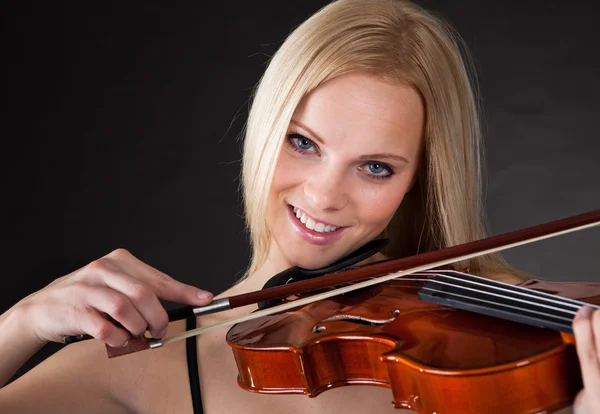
top-left (290, 119), bottom-right (410, 164)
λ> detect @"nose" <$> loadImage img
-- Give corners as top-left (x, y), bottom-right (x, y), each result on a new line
top-left (302, 165), bottom-right (349, 212)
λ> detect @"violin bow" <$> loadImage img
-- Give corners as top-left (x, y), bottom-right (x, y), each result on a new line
top-left (104, 208), bottom-right (599, 357)
top-left (63, 238), bottom-right (389, 345)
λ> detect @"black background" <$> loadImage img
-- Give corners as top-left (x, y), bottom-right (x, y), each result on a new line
top-left (3, 0), bottom-right (599, 382)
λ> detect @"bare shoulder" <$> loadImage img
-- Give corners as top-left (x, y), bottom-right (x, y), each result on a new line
top-left (0, 319), bottom-right (191, 414)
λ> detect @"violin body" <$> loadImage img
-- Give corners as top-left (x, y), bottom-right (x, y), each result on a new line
top-left (226, 278), bottom-right (600, 413)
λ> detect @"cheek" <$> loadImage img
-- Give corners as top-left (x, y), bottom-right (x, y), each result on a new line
top-left (356, 184), bottom-right (408, 227)
top-left (268, 152), bottom-right (299, 203)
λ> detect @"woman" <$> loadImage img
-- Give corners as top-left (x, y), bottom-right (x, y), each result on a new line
top-left (0, 0), bottom-right (596, 412)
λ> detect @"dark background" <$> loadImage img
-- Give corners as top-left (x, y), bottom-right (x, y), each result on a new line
top-left (3, 0), bottom-right (599, 382)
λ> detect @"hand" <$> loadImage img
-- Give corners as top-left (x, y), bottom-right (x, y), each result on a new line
top-left (16, 248), bottom-right (213, 348)
top-left (572, 305), bottom-right (600, 414)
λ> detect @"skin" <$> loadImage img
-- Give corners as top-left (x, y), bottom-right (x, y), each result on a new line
top-left (260, 72), bottom-right (423, 276)
top-left (0, 72), bottom-right (595, 413)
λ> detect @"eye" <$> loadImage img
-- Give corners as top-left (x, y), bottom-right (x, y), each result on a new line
top-left (287, 133), bottom-right (319, 154)
top-left (361, 161), bottom-right (394, 180)
top-left (368, 162), bottom-right (387, 175)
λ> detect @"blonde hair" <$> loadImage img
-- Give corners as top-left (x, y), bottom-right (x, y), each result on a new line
top-left (241, 0), bottom-right (516, 280)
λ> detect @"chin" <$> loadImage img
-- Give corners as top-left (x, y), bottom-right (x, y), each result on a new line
top-left (281, 241), bottom-right (357, 270)
top-left (291, 255), bottom-right (336, 270)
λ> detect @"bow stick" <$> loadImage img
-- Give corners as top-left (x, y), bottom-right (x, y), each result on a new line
top-left (105, 208), bottom-right (600, 357)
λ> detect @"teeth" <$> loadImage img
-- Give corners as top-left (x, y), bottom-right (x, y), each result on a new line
top-left (291, 206), bottom-right (339, 233)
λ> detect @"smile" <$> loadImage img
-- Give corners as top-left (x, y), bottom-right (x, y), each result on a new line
top-left (292, 206), bottom-right (340, 233)
top-left (286, 204), bottom-right (346, 246)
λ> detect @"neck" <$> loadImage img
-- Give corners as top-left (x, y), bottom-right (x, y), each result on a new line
top-left (230, 242), bottom-right (292, 294)
top-left (236, 258), bottom-right (288, 294)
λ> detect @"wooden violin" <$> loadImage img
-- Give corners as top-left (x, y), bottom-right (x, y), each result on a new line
top-left (226, 272), bottom-right (598, 413)
top-left (95, 209), bottom-right (599, 413)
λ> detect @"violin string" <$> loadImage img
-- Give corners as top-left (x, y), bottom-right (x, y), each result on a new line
top-left (425, 269), bottom-right (600, 312)
top-left (160, 218), bottom-right (599, 346)
top-left (397, 268), bottom-right (600, 328)
top-left (417, 285), bottom-right (575, 323)
top-left (160, 264), bottom-right (480, 345)
top-left (397, 275), bottom-right (579, 316)
top-left (420, 269), bottom-right (597, 309)
top-left (407, 270), bottom-right (597, 313)
top-left (398, 275), bottom-right (582, 320)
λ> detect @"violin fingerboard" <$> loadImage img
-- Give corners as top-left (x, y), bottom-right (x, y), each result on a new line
top-left (418, 280), bottom-right (574, 334)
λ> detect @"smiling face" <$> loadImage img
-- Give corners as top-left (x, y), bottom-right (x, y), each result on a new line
top-left (264, 71), bottom-right (425, 271)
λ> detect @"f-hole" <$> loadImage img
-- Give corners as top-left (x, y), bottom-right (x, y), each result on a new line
top-left (312, 310), bottom-right (400, 333)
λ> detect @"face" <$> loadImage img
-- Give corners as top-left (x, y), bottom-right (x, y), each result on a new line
top-left (265, 71), bottom-right (424, 270)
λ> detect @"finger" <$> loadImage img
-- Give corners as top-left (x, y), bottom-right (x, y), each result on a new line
top-left (591, 309), bottom-right (600, 409)
top-left (573, 306), bottom-right (600, 392)
top-left (98, 274), bottom-right (169, 338)
top-left (79, 285), bottom-right (149, 338)
top-left (87, 265), bottom-right (177, 338)
top-left (78, 308), bottom-right (131, 348)
top-left (105, 248), bottom-right (213, 306)
top-left (594, 308), bottom-right (600, 359)
top-left (146, 270), bottom-right (213, 306)
top-left (573, 389), bottom-right (586, 414)
top-left (81, 255), bottom-right (176, 337)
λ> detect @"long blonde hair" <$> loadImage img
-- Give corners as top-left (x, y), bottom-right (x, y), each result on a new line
top-left (241, 0), bottom-right (514, 279)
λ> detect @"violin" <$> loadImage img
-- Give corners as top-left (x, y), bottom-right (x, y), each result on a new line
top-left (223, 210), bottom-right (600, 413)
top-left (73, 209), bottom-right (600, 413)
top-left (226, 272), bottom-right (597, 413)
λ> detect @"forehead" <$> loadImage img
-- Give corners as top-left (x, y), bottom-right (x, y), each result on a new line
top-left (292, 72), bottom-right (424, 153)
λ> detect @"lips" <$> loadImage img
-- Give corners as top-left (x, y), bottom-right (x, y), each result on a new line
top-left (292, 206), bottom-right (341, 233)
top-left (286, 204), bottom-right (346, 246)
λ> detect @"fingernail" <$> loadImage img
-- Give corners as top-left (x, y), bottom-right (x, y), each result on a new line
top-left (579, 306), bottom-right (593, 318)
top-left (156, 327), bottom-right (168, 338)
top-left (196, 290), bottom-right (212, 300)
top-left (122, 340), bottom-right (129, 348)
